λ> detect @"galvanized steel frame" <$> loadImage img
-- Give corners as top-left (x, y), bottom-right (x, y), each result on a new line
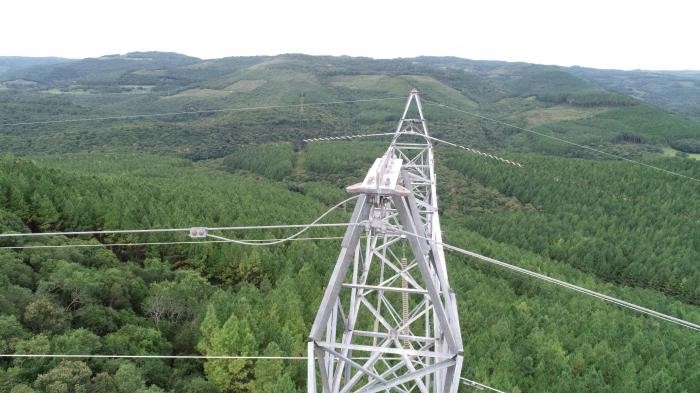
top-left (309, 89), bottom-right (463, 393)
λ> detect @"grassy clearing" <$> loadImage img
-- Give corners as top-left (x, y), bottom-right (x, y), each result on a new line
top-left (162, 88), bottom-right (230, 99)
top-left (401, 75), bottom-right (478, 107)
top-left (662, 147), bottom-right (700, 160)
top-left (523, 105), bottom-right (608, 127)
top-left (224, 79), bottom-right (266, 93)
top-left (329, 74), bottom-right (410, 93)
top-left (329, 74), bottom-right (478, 108)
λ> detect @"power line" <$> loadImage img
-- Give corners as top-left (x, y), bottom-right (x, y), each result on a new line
top-left (423, 134), bottom-right (522, 167)
top-left (461, 377), bottom-right (508, 393)
top-left (0, 196), bottom-right (358, 248)
top-left (11, 227), bottom-right (694, 332)
top-left (302, 131), bottom-right (523, 167)
top-left (204, 195), bottom-right (358, 246)
top-left (0, 236), bottom-right (345, 250)
top-left (1, 178), bottom-right (695, 332)
top-left (0, 354), bottom-right (506, 391)
top-left (426, 101), bottom-right (700, 183)
top-left (0, 354), bottom-right (307, 360)
top-left (0, 353), bottom-right (407, 361)
top-left (0, 223), bottom-right (354, 239)
top-left (0, 97), bottom-right (404, 128)
top-left (303, 132), bottom-right (396, 142)
top-left (397, 229), bottom-right (700, 332)
top-left (0, 195), bottom-right (359, 240)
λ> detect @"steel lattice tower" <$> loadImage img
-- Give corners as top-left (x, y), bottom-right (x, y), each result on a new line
top-left (308, 89), bottom-right (463, 393)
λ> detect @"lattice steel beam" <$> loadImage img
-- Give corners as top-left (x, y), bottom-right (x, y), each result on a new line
top-left (308, 89), bottom-right (463, 393)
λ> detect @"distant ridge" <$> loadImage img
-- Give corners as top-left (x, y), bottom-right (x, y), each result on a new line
top-left (0, 56), bottom-right (71, 77)
top-left (568, 66), bottom-right (700, 119)
top-left (1, 51), bottom-right (699, 159)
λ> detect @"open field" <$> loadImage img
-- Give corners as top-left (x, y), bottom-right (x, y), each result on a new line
top-left (662, 146), bottom-right (700, 160)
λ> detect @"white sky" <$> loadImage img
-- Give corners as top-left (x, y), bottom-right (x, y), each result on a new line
top-left (1, 0), bottom-right (698, 70)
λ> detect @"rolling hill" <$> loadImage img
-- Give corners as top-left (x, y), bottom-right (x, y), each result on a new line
top-left (0, 56), bottom-right (70, 79)
top-left (1, 52), bottom-right (699, 159)
top-left (568, 66), bottom-right (700, 120)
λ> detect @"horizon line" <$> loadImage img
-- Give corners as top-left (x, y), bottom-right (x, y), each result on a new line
top-left (1, 51), bottom-right (698, 73)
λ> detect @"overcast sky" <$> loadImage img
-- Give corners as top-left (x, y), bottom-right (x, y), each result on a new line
top-left (1, 0), bottom-right (698, 70)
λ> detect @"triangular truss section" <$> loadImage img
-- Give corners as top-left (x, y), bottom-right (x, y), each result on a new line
top-left (308, 89), bottom-right (463, 393)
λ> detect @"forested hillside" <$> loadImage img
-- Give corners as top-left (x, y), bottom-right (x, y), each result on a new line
top-left (0, 53), bottom-right (699, 392)
top-left (568, 66), bottom-right (700, 120)
top-left (2, 53), bottom-right (700, 159)
top-left (0, 57), bottom-right (70, 79)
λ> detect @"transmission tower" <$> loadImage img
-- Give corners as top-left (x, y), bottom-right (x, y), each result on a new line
top-left (308, 89), bottom-right (463, 393)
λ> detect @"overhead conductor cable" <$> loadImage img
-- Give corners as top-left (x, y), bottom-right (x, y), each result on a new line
top-left (426, 101), bottom-right (700, 183)
top-left (397, 228), bottom-right (700, 332)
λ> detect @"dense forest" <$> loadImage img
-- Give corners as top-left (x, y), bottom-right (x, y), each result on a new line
top-left (0, 148), bottom-right (697, 393)
top-left (0, 53), bottom-right (699, 392)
